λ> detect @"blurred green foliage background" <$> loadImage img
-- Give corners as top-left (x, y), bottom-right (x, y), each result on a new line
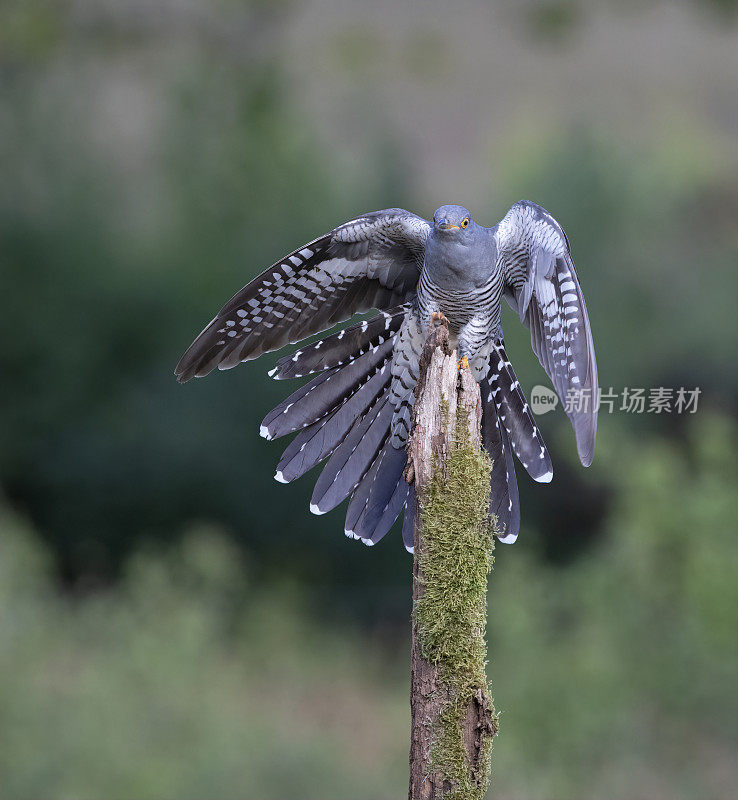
top-left (0, 1), bottom-right (736, 797)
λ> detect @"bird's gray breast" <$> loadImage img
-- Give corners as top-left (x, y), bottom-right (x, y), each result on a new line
top-left (418, 233), bottom-right (502, 329)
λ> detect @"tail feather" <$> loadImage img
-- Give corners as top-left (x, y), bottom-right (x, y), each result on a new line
top-left (273, 305), bottom-right (408, 380)
top-left (311, 390), bottom-right (393, 514)
top-left (345, 442), bottom-right (407, 544)
top-left (274, 408), bottom-right (342, 484)
top-left (261, 367), bottom-right (339, 439)
top-left (344, 435), bottom-right (391, 537)
top-left (488, 340), bottom-right (553, 483)
top-left (261, 337), bottom-right (394, 439)
top-left (262, 308), bottom-right (541, 551)
top-left (402, 486), bottom-right (416, 553)
top-left (274, 362), bottom-right (392, 482)
top-left (496, 423), bottom-right (520, 544)
top-left (481, 379), bottom-right (521, 544)
top-left (364, 472), bottom-right (409, 545)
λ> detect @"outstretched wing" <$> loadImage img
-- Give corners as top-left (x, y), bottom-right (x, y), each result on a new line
top-left (495, 200), bottom-right (598, 466)
top-left (175, 209), bottom-right (431, 382)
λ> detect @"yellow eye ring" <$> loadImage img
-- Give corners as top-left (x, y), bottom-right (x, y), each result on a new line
top-left (461, 217), bottom-right (469, 229)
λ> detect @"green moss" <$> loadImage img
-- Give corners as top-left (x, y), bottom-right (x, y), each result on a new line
top-left (415, 402), bottom-right (498, 799)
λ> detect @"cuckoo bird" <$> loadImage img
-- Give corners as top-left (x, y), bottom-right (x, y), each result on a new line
top-left (176, 202), bottom-right (598, 549)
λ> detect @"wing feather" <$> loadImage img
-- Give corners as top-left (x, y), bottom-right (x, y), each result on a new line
top-left (175, 210), bottom-right (430, 382)
top-left (497, 200), bottom-right (598, 466)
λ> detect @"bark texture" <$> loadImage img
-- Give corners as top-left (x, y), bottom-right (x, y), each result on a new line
top-left (407, 318), bottom-right (498, 800)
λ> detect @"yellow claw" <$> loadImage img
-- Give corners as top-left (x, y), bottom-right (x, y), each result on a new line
top-left (458, 355), bottom-right (469, 370)
top-left (430, 311), bottom-right (447, 325)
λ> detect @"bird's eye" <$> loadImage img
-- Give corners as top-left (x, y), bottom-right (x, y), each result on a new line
top-left (461, 217), bottom-right (469, 229)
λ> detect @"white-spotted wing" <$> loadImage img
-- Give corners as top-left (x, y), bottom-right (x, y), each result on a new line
top-left (495, 200), bottom-right (598, 466)
top-left (175, 210), bottom-right (431, 382)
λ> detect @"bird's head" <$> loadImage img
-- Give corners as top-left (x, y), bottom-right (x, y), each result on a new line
top-left (432, 205), bottom-right (475, 237)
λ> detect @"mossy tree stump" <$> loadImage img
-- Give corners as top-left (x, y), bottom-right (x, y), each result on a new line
top-left (405, 318), bottom-right (498, 800)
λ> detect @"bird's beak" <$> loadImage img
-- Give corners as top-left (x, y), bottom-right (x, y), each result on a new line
top-left (436, 221), bottom-right (459, 231)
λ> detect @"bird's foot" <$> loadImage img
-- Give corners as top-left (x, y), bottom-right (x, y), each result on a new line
top-left (457, 355), bottom-right (469, 371)
top-left (430, 311), bottom-right (449, 327)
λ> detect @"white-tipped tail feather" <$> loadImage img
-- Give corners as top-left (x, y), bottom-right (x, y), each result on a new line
top-left (274, 471), bottom-right (287, 483)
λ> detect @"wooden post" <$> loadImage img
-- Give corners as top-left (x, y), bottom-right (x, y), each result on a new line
top-left (406, 317), bottom-right (498, 800)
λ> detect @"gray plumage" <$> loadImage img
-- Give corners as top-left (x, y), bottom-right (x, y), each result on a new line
top-left (176, 201), bottom-right (598, 547)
